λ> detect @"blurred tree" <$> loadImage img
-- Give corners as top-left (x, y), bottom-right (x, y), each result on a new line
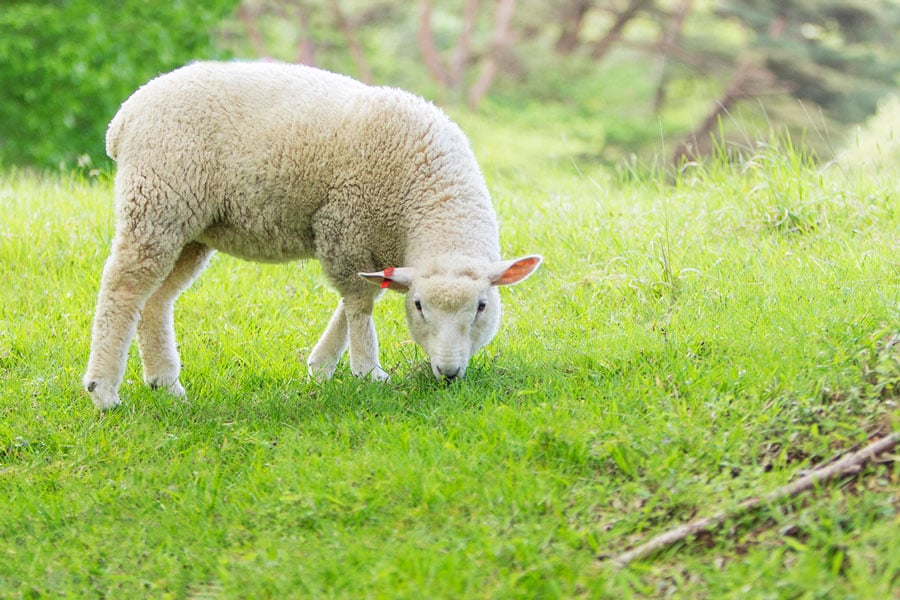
top-left (229, 0), bottom-right (388, 82)
top-left (673, 0), bottom-right (900, 162)
top-left (590, 0), bottom-right (653, 61)
top-left (651, 0), bottom-right (692, 111)
top-left (329, 0), bottom-right (374, 83)
top-left (0, 0), bottom-right (238, 169)
top-left (5, 0), bottom-right (897, 169)
top-left (545, 0), bottom-right (660, 59)
top-left (554, 0), bottom-right (593, 55)
top-left (238, 0), bottom-right (317, 65)
top-left (499, 0), bottom-right (899, 161)
top-left (418, 0), bottom-right (518, 107)
top-left (470, 0), bottom-right (516, 107)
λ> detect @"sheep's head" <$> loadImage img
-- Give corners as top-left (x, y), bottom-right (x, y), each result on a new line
top-left (360, 255), bottom-right (542, 380)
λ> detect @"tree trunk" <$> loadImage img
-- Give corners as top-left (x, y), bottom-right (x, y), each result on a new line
top-left (295, 8), bottom-right (316, 66)
top-left (652, 0), bottom-right (692, 112)
top-left (467, 0), bottom-right (517, 108)
top-left (449, 0), bottom-right (481, 89)
top-left (330, 0), bottom-right (373, 83)
top-left (591, 0), bottom-right (652, 61)
top-left (238, 4), bottom-right (267, 58)
top-left (555, 0), bottom-right (593, 55)
top-left (672, 61), bottom-right (776, 164)
top-left (418, 0), bottom-right (450, 86)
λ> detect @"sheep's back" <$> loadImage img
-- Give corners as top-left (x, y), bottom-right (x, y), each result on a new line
top-left (105, 61), bottom-right (499, 270)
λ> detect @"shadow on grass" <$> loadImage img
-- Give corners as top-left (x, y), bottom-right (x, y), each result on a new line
top-left (97, 349), bottom-right (562, 431)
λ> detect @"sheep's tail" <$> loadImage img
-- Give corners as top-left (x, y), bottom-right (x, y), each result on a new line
top-left (105, 110), bottom-right (125, 160)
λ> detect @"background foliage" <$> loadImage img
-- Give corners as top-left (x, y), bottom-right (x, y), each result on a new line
top-left (0, 0), bottom-right (237, 169)
top-left (1, 0), bottom-right (898, 169)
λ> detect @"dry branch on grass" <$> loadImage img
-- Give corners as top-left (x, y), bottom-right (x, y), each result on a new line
top-left (601, 432), bottom-right (899, 569)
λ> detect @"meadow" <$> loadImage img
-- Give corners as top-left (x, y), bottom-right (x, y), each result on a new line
top-left (0, 108), bottom-right (898, 598)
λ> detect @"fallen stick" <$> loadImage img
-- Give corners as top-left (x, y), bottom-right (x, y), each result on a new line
top-left (603, 432), bottom-right (899, 569)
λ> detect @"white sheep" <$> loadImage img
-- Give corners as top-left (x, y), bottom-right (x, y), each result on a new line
top-left (84, 61), bottom-right (542, 410)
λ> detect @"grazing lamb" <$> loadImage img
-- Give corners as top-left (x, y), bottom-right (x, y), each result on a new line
top-left (84, 61), bottom-right (542, 410)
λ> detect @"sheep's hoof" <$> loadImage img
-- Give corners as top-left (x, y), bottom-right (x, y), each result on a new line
top-left (148, 377), bottom-right (187, 398)
top-left (307, 363), bottom-right (337, 383)
top-left (85, 380), bottom-right (121, 411)
top-left (368, 367), bottom-right (390, 382)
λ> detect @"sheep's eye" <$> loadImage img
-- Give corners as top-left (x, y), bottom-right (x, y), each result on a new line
top-left (476, 300), bottom-right (487, 314)
top-left (414, 298), bottom-right (423, 313)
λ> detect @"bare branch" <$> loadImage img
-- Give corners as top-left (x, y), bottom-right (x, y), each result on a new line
top-left (591, 0), bottom-right (652, 62)
top-left (601, 432), bottom-right (899, 569)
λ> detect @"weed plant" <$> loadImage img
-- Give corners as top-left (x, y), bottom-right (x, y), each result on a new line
top-left (0, 121), bottom-right (897, 598)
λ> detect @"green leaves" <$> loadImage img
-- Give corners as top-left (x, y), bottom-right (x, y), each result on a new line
top-left (0, 0), bottom-right (238, 169)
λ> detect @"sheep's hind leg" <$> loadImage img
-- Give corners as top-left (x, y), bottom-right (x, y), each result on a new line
top-left (307, 299), bottom-right (350, 381)
top-left (137, 241), bottom-right (213, 398)
top-left (84, 236), bottom-right (184, 410)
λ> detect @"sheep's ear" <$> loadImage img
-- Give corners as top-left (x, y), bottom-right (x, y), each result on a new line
top-left (488, 255), bottom-right (543, 286)
top-left (359, 267), bottom-right (415, 292)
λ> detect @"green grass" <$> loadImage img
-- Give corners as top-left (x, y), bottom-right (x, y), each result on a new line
top-left (1, 120), bottom-right (898, 599)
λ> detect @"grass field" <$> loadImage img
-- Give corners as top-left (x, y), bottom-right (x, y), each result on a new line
top-left (1, 115), bottom-right (898, 598)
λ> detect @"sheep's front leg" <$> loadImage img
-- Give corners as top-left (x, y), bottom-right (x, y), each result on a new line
top-left (346, 310), bottom-right (389, 381)
top-left (307, 299), bottom-right (350, 381)
top-left (343, 296), bottom-right (389, 381)
top-left (308, 298), bottom-right (389, 381)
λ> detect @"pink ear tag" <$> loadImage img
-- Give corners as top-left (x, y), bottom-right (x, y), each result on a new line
top-left (381, 267), bottom-right (395, 289)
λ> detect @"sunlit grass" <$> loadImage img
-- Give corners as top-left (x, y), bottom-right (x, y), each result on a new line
top-left (0, 121), bottom-right (898, 598)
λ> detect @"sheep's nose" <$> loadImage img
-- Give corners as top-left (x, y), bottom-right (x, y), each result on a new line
top-left (436, 365), bottom-right (461, 380)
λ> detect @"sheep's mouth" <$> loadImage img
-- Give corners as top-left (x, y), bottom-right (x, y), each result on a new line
top-left (431, 362), bottom-right (466, 381)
